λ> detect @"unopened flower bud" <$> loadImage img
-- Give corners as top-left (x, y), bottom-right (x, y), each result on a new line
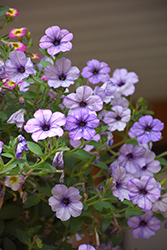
top-left (52, 151), bottom-right (64, 168)
top-left (7, 109), bottom-right (26, 128)
top-left (16, 135), bottom-right (29, 159)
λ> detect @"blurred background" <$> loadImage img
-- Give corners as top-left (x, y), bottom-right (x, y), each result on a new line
top-left (1, 0), bottom-right (167, 249)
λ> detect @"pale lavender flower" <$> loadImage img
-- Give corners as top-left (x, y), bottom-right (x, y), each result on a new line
top-left (5, 51), bottom-right (35, 84)
top-left (16, 135), bottom-right (29, 159)
top-left (103, 106), bottom-right (131, 132)
top-left (4, 175), bottom-right (25, 191)
top-left (134, 149), bottom-right (161, 177)
top-left (24, 109), bottom-right (66, 142)
top-left (39, 26), bottom-right (73, 56)
top-left (48, 184), bottom-right (83, 221)
top-left (7, 109), bottom-right (26, 128)
top-left (81, 59), bottom-right (110, 84)
top-left (106, 132), bottom-right (114, 147)
top-left (129, 115), bottom-right (164, 144)
top-left (117, 144), bottom-right (146, 174)
top-left (111, 68), bottom-right (139, 96)
top-left (152, 193), bottom-right (167, 212)
top-left (112, 166), bottom-right (132, 201)
top-left (0, 141), bottom-right (3, 154)
top-left (52, 151), bottom-right (64, 168)
top-left (64, 85), bottom-right (103, 113)
top-left (78, 244), bottom-right (95, 250)
top-left (65, 108), bottom-right (99, 141)
top-left (94, 79), bottom-right (117, 103)
top-left (70, 134), bottom-right (100, 152)
top-left (110, 92), bottom-right (129, 109)
top-left (44, 57), bottom-right (80, 88)
top-left (127, 175), bottom-right (161, 210)
top-left (127, 211), bottom-right (161, 239)
top-left (18, 80), bottom-right (33, 92)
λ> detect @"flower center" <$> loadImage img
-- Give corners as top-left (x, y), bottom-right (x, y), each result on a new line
top-left (116, 182), bottom-right (121, 188)
top-left (80, 101), bottom-right (87, 107)
top-left (10, 176), bottom-right (18, 184)
top-left (140, 188), bottom-right (147, 195)
top-left (62, 197), bottom-right (70, 206)
top-left (142, 165), bottom-right (147, 170)
top-left (79, 121), bottom-right (86, 127)
top-left (145, 126), bottom-right (152, 132)
top-left (118, 81), bottom-right (125, 87)
top-left (116, 115), bottom-right (121, 121)
top-left (139, 220), bottom-right (147, 226)
top-left (53, 39), bottom-right (60, 46)
top-left (42, 124), bottom-right (50, 131)
top-left (59, 74), bottom-right (66, 81)
top-left (127, 153), bottom-right (133, 159)
top-left (92, 69), bottom-right (99, 75)
top-left (18, 66), bottom-right (25, 73)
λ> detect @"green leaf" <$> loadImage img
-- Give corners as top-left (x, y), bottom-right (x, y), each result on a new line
top-left (33, 75), bottom-right (44, 84)
top-left (153, 213), bottom-right (165, 222)
top-left (40, 61), bottom-right (52, 68)
top-left (125, 208), bottom-right (145, 218)
top-left (157, 157), bottom-right (167, 166)
top-left (0, 163), bottom-right (17, 174)
top-left (32, 162), bottom-right (56, 173)
top-left (16, 228), bottom-right (29, 244)
top-left (122, 199), bottom-right (134, 207)
top-left (102, 217), bottom-right (112, 231)
top-left (70, 216), bottom-right (84, 234)
top-left (23, 195), bottom-right (40, 209)
top-left (95, 161), bottom-right (108, 170)
top-left (0, 205), bottom-right (22, 219)
top-left (56, 147), bottom-right (70, 152)
top-left (111, 232), bottom-right (123, 247)
top-left (73, 149), bottom-right (92, 160)
top-left (27, 141), bottom-right (43, 156)
top-left (4, 237), bottom-right (16, 250)
top-left (0, 6), bottom-right (9, 16)
top-left (1, 153), bottom-right (13, 158)
top-left (0, 111), bottom-right (7, 120)
top-left (23, 91), bottom-right (40, 100)
top-left (94, 201), bottom-right (116, 212)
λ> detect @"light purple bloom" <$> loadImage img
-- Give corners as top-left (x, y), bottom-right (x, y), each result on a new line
top-left (64, 85), bottom-right (103, 113)
top-left (65, 108), bottom-right (99, 141)
top-left (112, 166), bottom-right (132, 201)
top-left (111, 68), bottom-right (139, 96)
top-left (48, 184), bottom-right (83, 221)
top-left (70, 134), bottom-right (100, 152)
top-left (78, 244), bottom-right (95, 250)
top-left (134, 149), bottom-right (161, 177)
top-left (7, 109), bottom-right (26, 128)
top-left (16, 135), bottom-right (29, 159)
top-left (103, 106), bottom-right (131, 131)
top-left (5, 51), bottom-right (35, 84)
top-left (127, 175), bottom-right (161, 210)
top-left (117, 144), bottom-right (146, 174)
top-left (44, 57), bottom-right (80, 88)
top-left (4, 175), bottom-right (25, 191)
top-left (129, 115), bottom-right (164, 144)
top-left (39, 26), bottom-right (73, 56)
top-left (127, 211), bottom-right (161, 239)
top-left (52, 151), bottom-right (64, 168)
top-left (94, 79), bottom-right (117, 103)
top-left (0, 141), bottom-right (3, 154)
top-left (81, 59), bottom-right (110, 84)
top-left (24, 109), bottom-right (66, 142)
top-left (110, 92), bottom-right (129, 109)
top-left (152, 192), bottom-right (167, 212)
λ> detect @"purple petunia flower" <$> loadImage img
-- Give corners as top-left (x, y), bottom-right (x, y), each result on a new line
top-left (78, 244), bottom-right (96, 250)
top-left (81, 59), bottom-right (110, 84)
top-left (152, 192), bottom-right (167, 213)
top-left (127, 211), bottom-right (161, 239)
top-left (103, 106), bottom-right (131, 132)
top-left (24, 109), bottom-right (66, 142)
top-left (0, 141), bottom-right (3, 154)
top-left (64, 85), bottom-right (103, 113)
top-left (44, 57), bottom-right (80, 88)
top-left (111, 68), bottom-right (139, 96)
top-left (110, 92), bottom-right (129, 110)
top-left (5, 51), bottom-right (35, 84)
top-left (48, 184), bottom-right (83, 221)
top-left (117, 144), bottom-right (146, 174)
top-left (65, 108), bottom-right (99, 141)
top-left (127, 175), bottom-right (161, 210)
top-left (7, 109), bottom-right (26, 128)
top-left (16, 135), bottom-right (29, 159)
top-left (39, 26), bottom-right (73, 56)
top-left (52, 151), bottom-right (64, 168)
top-left (112, 166), bottom-right (132, 201)
top-left (129, 115), bottom-right (164, 144)
top-left (94, 79), bottom-right (117, 103)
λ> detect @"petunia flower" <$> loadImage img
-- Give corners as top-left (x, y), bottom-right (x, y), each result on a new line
top-left (103, 106), bottom-right (131, 132)
top-left (48, 184), bottom-right (83, 221)
top-left (111, 68), bottom-right (139, 96)
top-left (9, 28), bottom-right (27, 38)
top-left (44, 57), bottom-right (80, 88)
top-left (7, 109), bottom-right (26, 128)
top-left (128, 115), bottom-right (164, 144)
top-left (16, 135), bottom-right (29, 160)
top-left (94, 79), bottom-right (117, 103)
top-left (127, 175), bottom-right (161, 211)
top-left (4, 175), bottom-right (25, 191)
top-left (5, 8), bottom-right (18, 17)
top-left (152, 192), bottom-right (167, 213)
top-left (0, 141), bottom-right (3, 154)
top-left (81, 59), bottom-right (110, 84)
top-left (52, 151), bottom-right (64, 168)
top-left (65, 108), bottom-right (99, 141)
top-left (9, 42), bottom-right (27, 52)
top-left (39, 26), bottom-right (73, 56)
top-left (24, 109), bottom-right (66, 142)
top-left (5, 51), bottom-right (35, 84)
top-left (127, 211), bottom-right (161, 239)
top-left (64, 85), bottom-right (103, 113)
top-left (78, 244), bottom-right (96, 250)
top-left (2, 78), bottom-right (16, 90)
